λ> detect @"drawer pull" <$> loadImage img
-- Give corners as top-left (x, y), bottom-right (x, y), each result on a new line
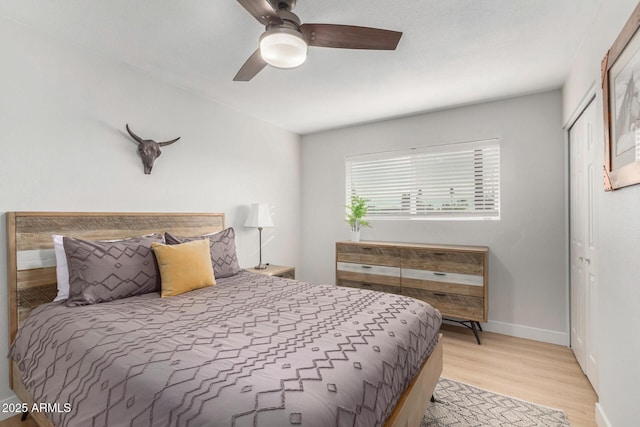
top-left (433, 272), bottom-right (447, 276)
top-left (434, 293), bottom-right (447, 297)
top-left (361, 247), bottom-right (373, 251)
top-left (361, 265), bottom-right (373, 269)
top-left (361, 283), bottom-right (373, 287)
top-left (433, 252), bottom-right (446, 256)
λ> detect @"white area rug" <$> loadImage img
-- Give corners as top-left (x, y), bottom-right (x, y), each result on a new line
top-left (422, 378), bottom-right (571, 426)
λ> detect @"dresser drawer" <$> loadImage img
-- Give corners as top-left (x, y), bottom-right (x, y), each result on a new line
top-left (402, 277), bottom-right (483, 298)
top-left (337, 279), bottom-right (402, 295)
top-left (336, 262), bottom-right (401, 288)
top-left (402, 287), bottom-right (484, 321)
top-left (402, 268), bottom-right (483, 287)
top-left (336, 243), bottom-right (401, 267)
top-left (401, 248), bottom-right (484, 275)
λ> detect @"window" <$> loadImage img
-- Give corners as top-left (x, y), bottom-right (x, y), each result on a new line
top-left (345, 139), bottom-right (500, 220)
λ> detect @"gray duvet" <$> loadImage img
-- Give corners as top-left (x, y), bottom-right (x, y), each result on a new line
top-left (10, 271), bottom-right (442, 427)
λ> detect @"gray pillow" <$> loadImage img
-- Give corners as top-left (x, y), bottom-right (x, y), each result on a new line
top-left (64, 234), bottom-right (165, 306)
top-left (165, 228), bottom-right (241, 278)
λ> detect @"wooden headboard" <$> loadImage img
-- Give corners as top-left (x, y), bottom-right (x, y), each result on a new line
top-left (6, 212), bottom-right (225, 347)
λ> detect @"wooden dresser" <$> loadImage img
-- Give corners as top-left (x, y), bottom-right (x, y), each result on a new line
top-left (336, 241), bottom-right (489, 343)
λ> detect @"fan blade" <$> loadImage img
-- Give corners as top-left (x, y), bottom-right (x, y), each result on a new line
top-left (234, 49), bottom-right (268, 81)
top-left (236, 0), bottom-right (282, 26)
top-left (300, 24), bottom-right (402, 50)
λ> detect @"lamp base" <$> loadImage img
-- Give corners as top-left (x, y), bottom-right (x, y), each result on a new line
top-left (254, 264), bottom-right (268, 270)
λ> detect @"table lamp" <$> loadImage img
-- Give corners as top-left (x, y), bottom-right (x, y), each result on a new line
top-left (244, 203), bottom-right (274, 269)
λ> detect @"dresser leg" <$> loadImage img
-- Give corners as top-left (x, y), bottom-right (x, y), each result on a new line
top-left (21, 411), bottom-right (29, 421)
top-left (444, 318), bottom-right (482, 345)
top-left (471, 321), bottom-right (482, 345)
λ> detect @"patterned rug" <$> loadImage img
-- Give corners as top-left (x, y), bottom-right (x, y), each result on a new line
top-left (422, 378), bottom-right (571, 426)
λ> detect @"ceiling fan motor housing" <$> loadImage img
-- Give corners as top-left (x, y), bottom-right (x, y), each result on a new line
top-left (273, 0), bottom-right (296, 11)
top-left (267, 9), bottom-right (301, 31)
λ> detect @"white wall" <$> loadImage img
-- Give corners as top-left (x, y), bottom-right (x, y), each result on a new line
top-left (300, 90), bottom-right (568, 345)
top-left (0, 17), bottom-right (301, 413)
top-left (563, 1), bottom-right (640, 426)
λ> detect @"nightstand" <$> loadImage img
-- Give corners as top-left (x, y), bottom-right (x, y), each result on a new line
top-left (247, 264), bottom-right (295, 279)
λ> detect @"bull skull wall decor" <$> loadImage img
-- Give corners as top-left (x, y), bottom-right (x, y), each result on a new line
top-left (125, 124), bottom-right (180, 174)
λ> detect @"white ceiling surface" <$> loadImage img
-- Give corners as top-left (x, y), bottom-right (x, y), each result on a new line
top-left (0, 1), bottom-right (601, 135)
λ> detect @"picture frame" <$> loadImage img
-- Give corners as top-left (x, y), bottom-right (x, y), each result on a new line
top-left (602, 1), bottom-right (640, 191)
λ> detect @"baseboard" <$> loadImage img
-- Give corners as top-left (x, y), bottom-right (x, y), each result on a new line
top-left (476, 320), bottom-right (569, 346)
top-left (595, 403), bottom-right (612, 427)
top-left (0, 393), bottom-right (22, 421)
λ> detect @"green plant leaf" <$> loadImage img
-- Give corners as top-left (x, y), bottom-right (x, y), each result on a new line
top-left (345, 195), bottom-right (372, 231)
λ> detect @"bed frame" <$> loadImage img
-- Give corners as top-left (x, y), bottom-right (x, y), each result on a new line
top-left (6, 211), bottom-right (442, 427)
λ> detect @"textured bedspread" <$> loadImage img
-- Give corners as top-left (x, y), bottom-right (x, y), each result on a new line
top-left (10, 271), bottom-right (442, 427)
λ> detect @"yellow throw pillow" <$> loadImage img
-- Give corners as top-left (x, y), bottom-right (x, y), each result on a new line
top-left (152, 239), bottom-right (215, 298)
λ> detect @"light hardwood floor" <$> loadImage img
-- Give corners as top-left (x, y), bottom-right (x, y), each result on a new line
top-left (440, 323), bottom-right (597, 427)
top-left (0, 324), bottom-right (597, 427)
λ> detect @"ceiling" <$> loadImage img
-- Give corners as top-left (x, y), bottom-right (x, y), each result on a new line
top-left (0, 0), bottom-right (601, 134)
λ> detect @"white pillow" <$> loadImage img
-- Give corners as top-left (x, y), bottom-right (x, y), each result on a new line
top-left (52, 235), bottom-right (70, 301)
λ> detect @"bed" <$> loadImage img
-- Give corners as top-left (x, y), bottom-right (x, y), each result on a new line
top-left (6, 212), bottom-right (442, 427)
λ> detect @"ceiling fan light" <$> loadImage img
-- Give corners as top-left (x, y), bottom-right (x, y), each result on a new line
top-left (260, 29), bottom-right (307, 69)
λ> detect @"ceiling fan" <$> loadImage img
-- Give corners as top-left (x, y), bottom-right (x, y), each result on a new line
top-left (233, 0), bottom-right (403, 81)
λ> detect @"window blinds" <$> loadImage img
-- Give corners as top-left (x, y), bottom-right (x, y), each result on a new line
top-left (345, 139), bottom-right (500, 220)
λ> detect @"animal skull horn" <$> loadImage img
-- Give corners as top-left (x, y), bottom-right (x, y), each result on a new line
top-left (126, 124), bottom-right (180, 174)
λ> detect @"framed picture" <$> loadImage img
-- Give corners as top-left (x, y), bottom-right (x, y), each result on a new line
top-left (602, 1), bottom-right (640, 191)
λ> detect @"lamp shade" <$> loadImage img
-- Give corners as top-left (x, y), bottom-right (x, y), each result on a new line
top-left (244, 203), bottom-right (274, 228)
top-left (259, 28), bottom-right (307, 69)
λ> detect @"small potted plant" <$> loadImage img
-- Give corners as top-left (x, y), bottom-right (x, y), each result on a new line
top-left (346, 195), bottom-right (371, 242)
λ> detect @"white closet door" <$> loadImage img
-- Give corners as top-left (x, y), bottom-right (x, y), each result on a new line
top-left (569, 99), bottom-right (599, 393)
